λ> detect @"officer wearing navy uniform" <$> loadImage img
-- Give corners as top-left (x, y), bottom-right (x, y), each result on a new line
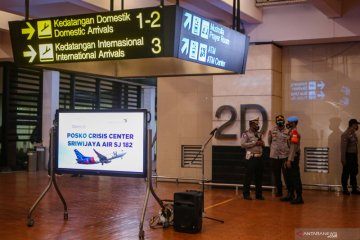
top-left (268, 115), bottom-right (289, 197)
top-left (241, 117), bottom-right (265, 200)
top-left (281, 116), bottom-right (304, 204)
top-left (341, 118), bottom-right (360, 195)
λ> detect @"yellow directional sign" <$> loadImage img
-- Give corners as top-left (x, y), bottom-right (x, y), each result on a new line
top-left (23, 45), bottom-right (37, 63)
top-left (39, 44), bottom-right (54, 62)
top-left (21, 22), bottom-right (35, 40)
top-left (9, 6), bottom-right (176, 65)
top-left (9, 6), bottom-right (249, 74)
top-left (37, 20), bottom-right (52, 39)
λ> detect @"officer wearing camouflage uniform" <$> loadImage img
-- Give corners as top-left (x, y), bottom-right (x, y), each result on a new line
top-left (241, 117), bottom-right (265, 200)
top-left (268, 115), bottom-right (289, 197)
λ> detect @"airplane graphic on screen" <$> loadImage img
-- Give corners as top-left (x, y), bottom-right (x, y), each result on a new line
top-left (93, 149), bottom-right (126, 164)
top-left (74, 149), bottom-right (96, 164)
top-left (74, 149), bottom-right (126, 165)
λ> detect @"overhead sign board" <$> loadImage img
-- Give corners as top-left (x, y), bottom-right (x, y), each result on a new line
top-left (9, 6), bottom-right (249, 74)
top-left (9, 6), bottom-right (176, 65)
top-left (177, 9), bottom-right (249, 73)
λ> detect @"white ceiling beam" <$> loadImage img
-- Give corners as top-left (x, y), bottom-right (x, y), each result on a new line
top-left (308, 0), bottom-right (342, 18)
top-left (0, 10), bottom-right (23, 30)
top-left (206, 0), bottom-right (262, 23)
top-left (81, 0), bottom-right (165, 11)
top-left (167, 0), bottom-right (233, 26)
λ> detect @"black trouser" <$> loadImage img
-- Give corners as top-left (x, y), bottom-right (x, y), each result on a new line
top-left (284, 153), bottom-right (302, 198)
top-left (271, 157), bottom-right (287, 195)
top-left (342, 153), bottom-right (358, 191)
top-left (243, 156), bottom-right (263, 197)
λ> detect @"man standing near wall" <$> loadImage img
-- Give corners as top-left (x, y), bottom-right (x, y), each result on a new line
top-left (341, 119), bottom-right (360, 195)
top-left (241, 117), bottom-right (265, 200)
top-left (268, 115), bottom-right (289, 197)
top-left (282, 116), bottom-right (304, 204)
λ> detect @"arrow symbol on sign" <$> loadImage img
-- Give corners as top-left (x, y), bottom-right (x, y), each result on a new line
top-left (317, 91), bottom-right (325, 99)
top-left (21, 22), bottom-right (35, 40)
top-left (340, 97), bottom-right (349, 106)
top-left (183, 12), bottom-right (192, 30)
top-left (317, 80), bottom-right (325, 90)
top-left (181, 38), bottom-right (189, 55)
top-left (23, 45), bottom-right (37, 63)
top-left (341, 86), bottom-right (350, 96)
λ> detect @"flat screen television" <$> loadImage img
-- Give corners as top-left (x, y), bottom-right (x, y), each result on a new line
top-left (54, 109), bottom-right (147, 178)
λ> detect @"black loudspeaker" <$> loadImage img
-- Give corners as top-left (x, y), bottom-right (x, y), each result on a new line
top-left (173, 191), bottom-right (203, 233)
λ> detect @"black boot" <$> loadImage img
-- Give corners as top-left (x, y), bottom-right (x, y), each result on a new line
top-left (351, 186), bottom-right (360, 194)
top-left (280, 193), bottom-right (294, 202)
top-left (275, 190), bottom-right (283, 197)
top-left (290, 196), bottom-right (304, 204)
top-left (243, 195), bottom-right (252, 200)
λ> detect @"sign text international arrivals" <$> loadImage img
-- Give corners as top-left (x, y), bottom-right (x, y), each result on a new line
top-left (9, 6), bottom-right (176, 65)
top-left (9, 6), bottom-right (249, 73)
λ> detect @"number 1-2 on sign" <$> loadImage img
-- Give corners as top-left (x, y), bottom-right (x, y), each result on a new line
top-left (136, 11), bottom-right (161, 29)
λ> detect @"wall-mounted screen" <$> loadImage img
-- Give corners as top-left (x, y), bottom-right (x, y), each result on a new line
top-left (55, 109), bottom-right (147, 178)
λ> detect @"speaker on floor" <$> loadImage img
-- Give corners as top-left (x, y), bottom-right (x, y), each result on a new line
top-left (173, 191), bottom-right (203, 233)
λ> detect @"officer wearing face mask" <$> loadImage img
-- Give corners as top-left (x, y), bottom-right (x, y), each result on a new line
top-left (241, 117), bottom-right (265, 200)
top-left (341, 118), bottom-right (360, 195)
top-left (268, 115), bottom-right (289, 197)
top-left (281, 116), bottom-right (304, 204)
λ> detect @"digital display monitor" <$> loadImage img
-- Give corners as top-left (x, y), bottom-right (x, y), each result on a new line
top-left (55, 109), bottom-right (147, 177)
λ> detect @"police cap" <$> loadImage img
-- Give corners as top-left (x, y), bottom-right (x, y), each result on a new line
top-left (287, 116), bottom-right (299, 123)
top-left (349, 118), bottom-right (360, 126)
top-left (249, 117), bottom-right (259, 124)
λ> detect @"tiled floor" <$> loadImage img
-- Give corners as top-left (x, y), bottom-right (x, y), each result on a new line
top-left (0, 171), bottom-right (359, 240)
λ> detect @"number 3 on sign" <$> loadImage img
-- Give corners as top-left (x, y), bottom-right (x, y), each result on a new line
top-left (152, 38), bottom-right (161, 54)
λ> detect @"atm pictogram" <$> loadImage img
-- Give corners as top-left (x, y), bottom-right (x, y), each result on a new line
top-left (37, 20), bottom-right (52, 39)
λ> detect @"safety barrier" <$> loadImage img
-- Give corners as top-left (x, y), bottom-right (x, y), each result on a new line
top-left (152, 176), bottom-right (343, 194)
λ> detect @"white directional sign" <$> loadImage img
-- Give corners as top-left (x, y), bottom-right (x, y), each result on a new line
top-left (290, 80), bottom-right (326, 101)
top-left (177, 9), bottom-right (249, 73)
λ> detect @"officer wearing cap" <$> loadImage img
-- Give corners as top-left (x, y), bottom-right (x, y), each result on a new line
top-left (268, 115), bottom-right (289, 197)
top-left (281, 116), bottom-right (304, 204)
top-left (241, 117), bottom-right (265, 200)
top-left (341, 118), bottom-right (360, 195)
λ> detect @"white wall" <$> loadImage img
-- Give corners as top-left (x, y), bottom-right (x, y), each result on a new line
top-left (283, 42), bottom-right (360, 185)
top-left (157, 75), bottom-right (213, 180)
top-left (245, 3), bottom-right (360, 44)
top-left (213, 44), bottom-right (282, 146)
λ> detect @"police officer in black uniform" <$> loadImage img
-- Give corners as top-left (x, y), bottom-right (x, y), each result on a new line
top-left (281, 116), bottom-right (304, 204)
top-left (341, 119), bottom-right (360, 195)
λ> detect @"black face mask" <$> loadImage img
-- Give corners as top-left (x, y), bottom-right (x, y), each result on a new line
top-left (276, 121), bottom-right (284, 127)
top-left (254, 125), bottom-right (260, 131)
